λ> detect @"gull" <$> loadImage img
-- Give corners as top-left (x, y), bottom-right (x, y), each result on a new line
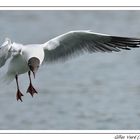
top-left (0, 30), bottom-right (140, 102)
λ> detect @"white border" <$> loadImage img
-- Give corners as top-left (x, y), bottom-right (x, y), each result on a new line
top-left (0, 6), bottom-right (140, 10)
top-left (0, 130), bottom-right (140, 140)
top-left (0, 0), bottom-right (140, 6)
top-left (0, 130), bottom-right (140, 133)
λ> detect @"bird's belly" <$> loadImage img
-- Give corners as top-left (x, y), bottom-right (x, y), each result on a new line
top-left (7, 55), bottom-right (29, 75)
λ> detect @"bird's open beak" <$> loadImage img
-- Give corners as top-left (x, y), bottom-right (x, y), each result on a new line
top-left (32, 69), bottom-right (38, 79)
top-left (30, 67), bottom-right (38, 79)
top-left (32, 71), bottom-right (36, 78)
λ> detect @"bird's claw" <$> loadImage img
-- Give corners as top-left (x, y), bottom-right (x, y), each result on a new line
top-left (16, 89), bottom-right (24, 102)
top-left (26, 83), bottom-right (38, 97)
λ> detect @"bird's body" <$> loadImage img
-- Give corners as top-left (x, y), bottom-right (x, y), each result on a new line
top-left (1, 30), bottom-right (140, 102)
top-left (6, 43), bottom-right (44, 80)
top-left (7, 53), bottom-right (29, 76)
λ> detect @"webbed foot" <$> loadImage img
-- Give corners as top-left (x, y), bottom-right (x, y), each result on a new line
top-left (26, 83), bottom-right (38, 97)
top-left (16, 89), bottom-right (24, 102)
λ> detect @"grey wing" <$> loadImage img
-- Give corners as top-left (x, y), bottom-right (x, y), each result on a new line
top-left (0, 38), bottom-right (24, 68)
top-left (0, 42), bottom-right (11, 68)
top-left (43, 31), bottom-right (140, 63)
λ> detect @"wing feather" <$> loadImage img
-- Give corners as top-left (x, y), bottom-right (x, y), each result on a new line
top-left (0, 39), bottom-right (22, 68)
top-left (43, 31), bottom-right (140, 63)
top-left (0, 39), bottom-right (12, 67)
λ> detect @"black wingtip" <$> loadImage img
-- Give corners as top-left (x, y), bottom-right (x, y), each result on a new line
top-left (110, 36), bottom-right (140, 49)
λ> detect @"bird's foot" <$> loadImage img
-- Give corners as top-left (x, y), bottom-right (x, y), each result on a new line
top-left (16, 89), bottom-right (24, 102)
top-left (26, 83), bottom-right (38, 97)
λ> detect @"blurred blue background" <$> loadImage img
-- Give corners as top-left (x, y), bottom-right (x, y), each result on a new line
top-left (0, 11), bottom-right (140, 129)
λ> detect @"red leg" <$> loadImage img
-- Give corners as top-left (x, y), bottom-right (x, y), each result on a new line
top-left (15, 75), bottom-right (24, 102)
top-left (26, 71), bottom-right (38, 97)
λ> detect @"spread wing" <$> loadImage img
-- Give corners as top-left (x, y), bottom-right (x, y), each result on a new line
top-left (0, 38), bottom-right (22, 68)
top-left (0, 38), bottom-right (12, 68)
top-left (43, 31), bottom-right (140, 63)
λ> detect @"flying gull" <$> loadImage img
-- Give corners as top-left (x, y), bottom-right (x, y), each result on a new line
top-left (0, 30), bottom-right (140, 102)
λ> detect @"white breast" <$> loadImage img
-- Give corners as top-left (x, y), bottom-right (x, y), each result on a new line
top-left (22, 44), bottom-right (45, 65)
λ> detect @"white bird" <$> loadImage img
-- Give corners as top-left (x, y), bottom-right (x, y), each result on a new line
top-left (0, 30), bottom-right (140, 102)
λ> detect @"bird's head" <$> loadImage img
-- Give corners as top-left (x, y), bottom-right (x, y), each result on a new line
top-left (28, 57), bottom-right (40, 78)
